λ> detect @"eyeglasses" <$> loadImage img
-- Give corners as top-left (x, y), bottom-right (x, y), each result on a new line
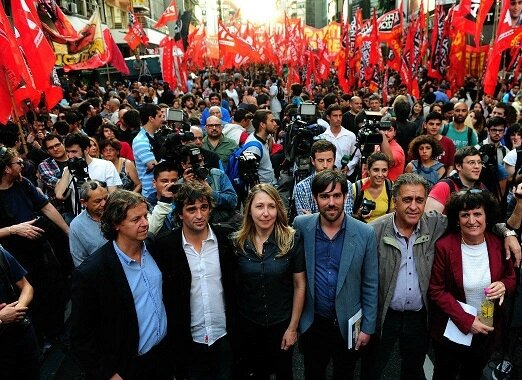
top-left (206, 124), bottom-right (222, 129)
top-left (46, 142), bottom-right (63, 150)
top-left (463, 160), bottom-right (482, 166)
top-left (9, 159), bottom-right (24, 167)
top-left (489, 128), bottom-right (505, 134)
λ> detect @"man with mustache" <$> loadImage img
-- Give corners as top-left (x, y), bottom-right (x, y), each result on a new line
top-left (293, 169), bottom-right (378, 379)
top-left (441, 102), bottom-right (478, 149)
top-left (366, 173), bottom-right (520, 379)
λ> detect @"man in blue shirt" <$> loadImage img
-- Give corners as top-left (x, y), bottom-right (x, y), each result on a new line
top-left (70, 190), bottom-right (174, 379)
top-left (293, 169), bottom-right (378, 379)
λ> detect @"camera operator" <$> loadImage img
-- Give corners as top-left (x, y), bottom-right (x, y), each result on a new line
top-left (477, 116), bottom-right (510, 166)
top-left (147, 161), bottom-right (181, 235)
top-left (372, 116), bottom-right (405, 182)
top-left (294, 140), bottom-right (354, 215)
top-left (243, 109), bottom-right (278, 185)
top-left (55, 133), bottom-right (122, 215)
top-left (178, 144), bottom-right (240, 226)
top-left (133, 104), bottom-right (163, 198)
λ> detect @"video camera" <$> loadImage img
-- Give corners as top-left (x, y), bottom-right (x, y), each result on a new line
top-left (357, 111), bottom-right (392, 147)
top-left (186, 146), bottom-right (209, 180)
top-left (285, 102), bottom-right (325, 164)
top-left (67, 157), bottom-right (89, 186)
top-left (478, 144), bottom-right (498, 170)
top-left (238, 150), bottom-right (260, 186)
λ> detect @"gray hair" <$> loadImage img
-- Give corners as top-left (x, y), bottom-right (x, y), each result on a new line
top-left (392, 173), bottom-right (430, 200)
top-left (79, 180), bottom-right (108, 201)
top-left (209, 105), bottom-right (221, 114)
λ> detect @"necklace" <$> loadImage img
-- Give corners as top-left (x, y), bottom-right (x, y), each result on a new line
top-left (461, 237), bottom-right (485, 249)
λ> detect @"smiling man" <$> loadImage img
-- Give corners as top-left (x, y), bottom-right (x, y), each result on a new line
top-left (293, 169), bottom-right (377, 379)
top-left (154, 181), bottom-right (237, 379)
top-left (367, 173), bottom-right (446, 379)
top-left (425, 146), bottom-right (488, 214)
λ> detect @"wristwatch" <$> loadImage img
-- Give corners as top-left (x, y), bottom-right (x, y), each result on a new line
top-left (505, 230), bottom-right (518, 237)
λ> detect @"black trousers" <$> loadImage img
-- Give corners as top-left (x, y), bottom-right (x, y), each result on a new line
top-left (365, 308), bottom-right (429, 380)
top-left (134, 337), bottom-right (175, 379)
top-left (432, 336), bottom-right (492, 380)
top-left (188, 335), bottom-right (233, 380)
top-left (236, 315), bottom-right (293, 380)
top-left (300, 314), bottom-right (361, 380)
top-left (0, 322), bottom-right (40, 380)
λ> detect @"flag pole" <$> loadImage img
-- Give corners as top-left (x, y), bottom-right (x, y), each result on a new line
top-left (2, 67), bottom-right (29, 155)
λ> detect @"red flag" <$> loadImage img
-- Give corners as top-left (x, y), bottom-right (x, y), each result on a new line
top-left (103, 29), bottom-right (130, 75)
top-left (428, 5), bottom-right (447, 80)
top-left (12, 0), bottom-right (62, 109)
top-left (125, 7), bottom-right (149, 50)
top-left (447, 5), bottom-right (468, 93)
top-left (160, 36), bottom-right (174, 87)
top-left (185, 24), bottom-right (207, 70)
top-left (483, 2), bottom-right (522, 95)
top-left (154, 0), bottom-right (179, 28)
top-left (38, 0), bottom-right (81, 43)
top-left (0, 1), bottom-right (38, 123)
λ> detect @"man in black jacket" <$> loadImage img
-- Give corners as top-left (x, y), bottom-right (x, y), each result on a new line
top-left (70, 190), bottom-right (174, 379)
top-left (155, 181), bottom-right (237, 380)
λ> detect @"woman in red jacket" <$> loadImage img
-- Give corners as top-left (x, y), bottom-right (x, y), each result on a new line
top-left (429, 190), bottom-right (516, 380)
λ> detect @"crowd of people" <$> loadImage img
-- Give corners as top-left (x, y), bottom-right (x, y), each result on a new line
top-left (2, 66), bottom-right (522, 380)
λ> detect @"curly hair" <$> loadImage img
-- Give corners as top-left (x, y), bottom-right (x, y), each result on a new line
top-left (174, 181), bottom-right (215, 223)
top-left (232, 184), bottom-right (295, 258)
top-left (407, 135), bottom-right (444, 160)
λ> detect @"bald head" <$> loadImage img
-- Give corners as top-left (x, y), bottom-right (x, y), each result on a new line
top-left (350, 96), bottom-right (363, 113)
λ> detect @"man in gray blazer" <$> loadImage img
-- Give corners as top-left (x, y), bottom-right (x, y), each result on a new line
top-left (293, 169), bottom-right (378, 380)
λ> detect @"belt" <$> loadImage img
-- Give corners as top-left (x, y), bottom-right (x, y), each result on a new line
top-left (388, 307), bottom-right (426, 315)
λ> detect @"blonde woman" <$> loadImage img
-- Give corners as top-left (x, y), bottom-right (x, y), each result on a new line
top-left (233, 184), bottom-right (305, 379)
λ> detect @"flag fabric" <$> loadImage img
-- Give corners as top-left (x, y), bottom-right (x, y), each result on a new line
top-left (12, 0), bottom-right (62, 109)
top-left (38, 0), bottom-right (81, 43)
top-left (154, 0), bottom-right (178, 28)
top-left (103, 29), bottom-right (130, 75)
top-left (377, 8), bottom-right (402, 72)
top-left (53, 8), bottom-right (109, 72)
top-left (483, 1), bottom-right (522, 95)
top-left (125, 7), bottom-right (149, 50)
top-left (0, 0), bottom-right (38, 123)
top-left (428, 5), bottom-right (448, 80)
top-left (160, 36), bottom-right (174, 88)
top-left (447, 5), bottom-right (469, 92)
top-left (185, 23), bottom-right (207, 70)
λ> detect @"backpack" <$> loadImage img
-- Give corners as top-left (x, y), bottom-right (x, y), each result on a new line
top-left (277, 86), bottom-right (285, 101)
top-left (226, 140), bottom-right (263, 192)
top-left (441, 124), bottom-right (473, 146)
top-left (353, 178), bottom-right (393, 214)
top-left (411, 160), bottom-right (445, 187)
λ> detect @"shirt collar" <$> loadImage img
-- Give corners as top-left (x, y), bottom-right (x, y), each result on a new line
top-left (181, 224), bottom-right (215, 247)
top-left (113, 240), bottom-right (146, 265)
top-left (392, 213), bottom-right (421, 238)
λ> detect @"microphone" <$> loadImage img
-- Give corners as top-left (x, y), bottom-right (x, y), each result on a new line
top-left (341, 154), bottom-right (351, 169)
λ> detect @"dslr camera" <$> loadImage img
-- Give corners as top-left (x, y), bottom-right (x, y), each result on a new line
top-left (361, 198), bottom-right (376, 216)
top-left (67, 157), bottom-right (89, 186)
top-left (186, 146), bottom-right (209, 180)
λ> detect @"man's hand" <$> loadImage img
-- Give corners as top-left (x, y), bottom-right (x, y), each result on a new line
top-left (281, 328), bottom-right (298, 351)
top-left (355, 331), bottom-right (370, 350)
top-left (183, 168), bottom-right (196, 182)
top-left (0, 301), bottom-right (26, 323)
top-left (504, 236), bottom-right (521, 267)
top-left (9, 220), bottom-right (45, 240)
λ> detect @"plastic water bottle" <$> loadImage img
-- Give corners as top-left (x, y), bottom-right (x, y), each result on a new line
top-left (480, 288), bottom-right (494, 327)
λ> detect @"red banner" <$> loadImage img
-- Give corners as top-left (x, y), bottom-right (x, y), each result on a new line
top-left (125, 7), bottom-right (149, 50)
top-left (154, 0), bottom-right (178, 28)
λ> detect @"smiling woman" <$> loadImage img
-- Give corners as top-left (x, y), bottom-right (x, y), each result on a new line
top-left (232, 0), bottom-right (280, 24)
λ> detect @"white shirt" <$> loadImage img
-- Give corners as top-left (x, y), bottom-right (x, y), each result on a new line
top-left (222, 123), bottom-right (246, 146)
top-left (319, 126), bottom-right (361, 175)
top-left (462, 241), bottom-right (491, 312)
top-left (182, 226), bottom-right (227, 346)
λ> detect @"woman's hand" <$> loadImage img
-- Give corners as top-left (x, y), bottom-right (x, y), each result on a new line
top-left (280, 328), bottom-right (298, 351)
top-left (487, 282), bottom-right (506, 305)
top-left (470, 317), bottom-right (495, 335)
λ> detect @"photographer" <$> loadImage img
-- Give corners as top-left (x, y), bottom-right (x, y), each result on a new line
top-left (147, 161), bottom-right (180, 235)
top-left (55, 133), bottom-right (121, 215)
top-left (294, 140), bottom-right (354, 216)
top-left (178, 144), bottom-right (239, 226)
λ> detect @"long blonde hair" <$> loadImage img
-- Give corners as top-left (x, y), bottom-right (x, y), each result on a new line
top-left (233, 184), bottom-right (295, 257)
